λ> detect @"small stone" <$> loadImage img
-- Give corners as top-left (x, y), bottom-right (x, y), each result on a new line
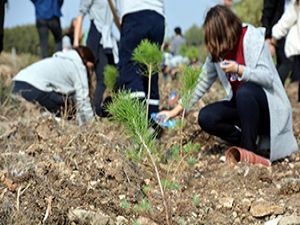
top-left (219, 197), bottom-right (234, 209)
top-left (116, 216), bottom-right (128, 225)
top-left (278, 215), bottom-right (300, 225)
top-left (136, 216), bottom-right (158, 225)
top-left (250, 201), bottom-right (285, 218)
top-left (118, 195), bottom-right (126, 200)
top-left (232, 211), bottom-right (238, 218)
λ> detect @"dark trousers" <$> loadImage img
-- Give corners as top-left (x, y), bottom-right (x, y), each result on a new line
top-left (276, 38), bottom-right (299, 83)
top-left (36, 17), bottom-right (62, 58)
top-left (117, 10), bottom-right (165, 116)
top-left (0, 0), bottom-right (5, 53)
top-left (86, 21), bottom-right (115, 117)
top-left (198, 82), bottom-right (270, 157)
top-left (12, 81), bottom-right (73, 116)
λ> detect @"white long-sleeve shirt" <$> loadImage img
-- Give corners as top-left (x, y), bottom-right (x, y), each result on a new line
top-left (118, 0), bottom-right (165, 20)
top-left (272, 0), bottom-right (300, 57)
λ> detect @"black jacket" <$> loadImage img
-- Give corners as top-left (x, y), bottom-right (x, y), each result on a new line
top-left (261, 0), bottom-right (285, 39)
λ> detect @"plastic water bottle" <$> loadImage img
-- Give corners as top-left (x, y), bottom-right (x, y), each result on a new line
top-left (151, 113), bottom-right (176, 129)
top-left (168, 90), bottom-right (179, 108)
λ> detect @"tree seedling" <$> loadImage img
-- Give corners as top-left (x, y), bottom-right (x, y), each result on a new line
top-left (132, 39), bottom-right (163, 124)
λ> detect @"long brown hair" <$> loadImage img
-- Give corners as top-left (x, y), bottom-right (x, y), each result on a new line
top-left (74, 46), bottom-right (96, 98)
top-left (204, 5), bottom-right (242, 62)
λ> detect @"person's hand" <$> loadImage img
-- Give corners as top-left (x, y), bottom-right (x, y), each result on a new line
top-left (157, 110), bottom-right (173, 123)
top-left (266, 38), bottom-right (276, 56)
top-left (220, 60), bottom-right (238, 74)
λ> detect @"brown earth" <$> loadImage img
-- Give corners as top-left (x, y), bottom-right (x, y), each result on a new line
top-left (0, 53), bottom-right (300, 225)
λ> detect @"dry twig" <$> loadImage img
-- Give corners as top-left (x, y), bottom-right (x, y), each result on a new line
top-left (42, 196), bottom-right (53, 225)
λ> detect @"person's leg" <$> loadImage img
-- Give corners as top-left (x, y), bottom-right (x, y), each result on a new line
top-left (116, 12), bottom-right (148, 97)
top-left (235, 82), bottom-right (270, 156)
top-left (198, 100), bottom-right (241, 145)
top-left (48, 17), bottom-right (62, 52)
top-left (86, 21), bottom-right (108, 117)
top-left (36, 19), bottom-right (49, 58)
top-left (0, 0), bottom-right (5, 53)
top-left (12, 81), bottom-right (66, 115)
top-left (276, 38), bottom-right (293, 84)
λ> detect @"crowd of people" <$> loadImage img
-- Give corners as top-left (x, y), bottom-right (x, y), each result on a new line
top-left (0, 0), bottom-right (299, 163)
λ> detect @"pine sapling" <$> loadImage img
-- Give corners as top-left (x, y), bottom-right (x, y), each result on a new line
top-left (132, 39), bottom-right (163, 124)
top-left (108, 91), bottom-right (171, 225)
top-left (178, 66), bottom-right (201, 154)
top-left (104, 65), bottom-right (118, 95)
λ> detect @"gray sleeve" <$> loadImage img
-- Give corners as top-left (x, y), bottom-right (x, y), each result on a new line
top-left (73, 64), bottom-right (94, 125)
top-left (186, 57), bottom-right (218, 109)
top-left (78, 0), bottom-right (94, 16)
top-left (239, 42), bottom-right (274, 90)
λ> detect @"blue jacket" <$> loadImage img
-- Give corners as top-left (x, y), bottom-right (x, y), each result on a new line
top-left (31, 0), bottom-right (63, 20)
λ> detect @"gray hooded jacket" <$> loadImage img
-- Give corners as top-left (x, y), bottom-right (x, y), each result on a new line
top-left (13, 50), bottom-right (94, 126)
top-left (189, 24), bottom-right (298, 162)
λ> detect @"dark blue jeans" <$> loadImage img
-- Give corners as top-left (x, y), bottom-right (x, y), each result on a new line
top-left (198, 82), bottom-right (270, 157)
top-left (86, 21), bottom-right (115, 117)
top-left (36, 17), bottom-right (62, 58)
top-left (0, 0), bottom-right (5, 53)
top-left (117, 10), bottom-right (165, 117)
top-left (12, 81), bottom-right (74, 117)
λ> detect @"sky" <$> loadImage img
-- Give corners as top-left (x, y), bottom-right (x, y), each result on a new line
top-left (4, 0), bottom-right (220, 37)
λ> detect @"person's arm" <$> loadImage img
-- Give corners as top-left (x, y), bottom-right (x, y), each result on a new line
top-left (73, 16), bottom-right (83, 47)
top-left (108, 0), bottom-right (121, 32)
top-left (74, 0), bottom-right (93, 46)
top-left (158, 58), bottom-right (217, 122)
top-left (73, 63), bottom-right (94, 125)
top-left (272, 2), bottom-right (298, 41)
top-left (220, 44), bottom-right (274, 90)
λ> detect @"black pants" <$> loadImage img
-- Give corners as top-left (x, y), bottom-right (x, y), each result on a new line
top-left (198, 82), bottom-right (270, 157)
top-left (12, 81), bottom-right (74, 116)
top-left (0, 0), bottom-right (5, 53)
top-left (86, 21), bottom-right (115, 117)
top-left (276, 38), bottom-right (299, 83)
top-left (36, 17), bottom-right (62, 58)
top-left (117, 10), bottom-right (165, 117)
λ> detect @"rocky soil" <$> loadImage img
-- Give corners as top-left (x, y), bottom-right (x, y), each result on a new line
top-left (0, 53), bottom-right (300, 225)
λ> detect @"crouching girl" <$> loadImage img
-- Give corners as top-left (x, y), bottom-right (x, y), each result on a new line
top-left (158, 5), bottom-right (298, 162)
top-left (12, 46), bottom-right (95, 126)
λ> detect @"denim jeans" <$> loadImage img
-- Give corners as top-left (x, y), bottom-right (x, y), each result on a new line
top-left (12, 81), bottom-right (74, 117)
top-left (36, 17), bottom-right (62, 58)
top-left (86, 21), bottom-right (115, 117)
top-left (198, 82), bottom-right (270, 157)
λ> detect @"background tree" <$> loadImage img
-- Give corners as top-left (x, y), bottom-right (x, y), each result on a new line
top-left (3, 25), bottom-right (55, 55)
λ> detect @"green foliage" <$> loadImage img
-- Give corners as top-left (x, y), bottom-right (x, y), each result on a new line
top-left (3, 25), bottom-right (56, 55)
top-left (119, 199), bottom-right (131, 209)
top-left (183, 142), bottom-right (201, 154)
top-left (184, 24), bottom-right (204, 46)
top-left (107, 91), bottom-right (156, 154)
top-left (161, 179), bottom-right (180, 190)
top-left (234, 0), bottom-right (263, 26)
top-left (187, 156), bottom-right (197, 167)
top-left (178, 217), bottom-right (187, 225)
top-left (133, 198), bottom-right (153, 213)
top-left (192, 195), bottom-right (200, 207)
top-left (179, 66), bottom-right (201, 108)
top-left (0, 80), bottom-right (11, 105)
top-left (104, 65), bottom-right (118, 92)
top-left (132, 39), bottom-right (163, 76)
top-left (142, 185), bottom-right (151, 194)
top-left (170, 144), bottom-right (180, 159)
top-left (179, 45), bottom-right (200, 62)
